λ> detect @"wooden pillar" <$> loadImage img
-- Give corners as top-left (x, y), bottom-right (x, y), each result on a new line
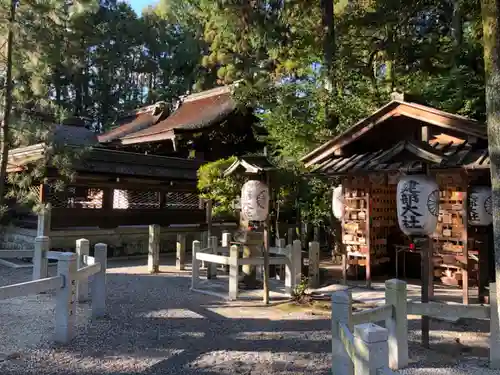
top-left (206, 199), bottom-right (213, 239)
top-left (191, 240), bottom-right (201, 289)
top-left (490, 282), bottom-right (500, 368)
top-left (385, 279), bottom-right (409, 369)
top-left (92, 243), bottom-right (107, 318)
top-left (102, 187), bottom-right (113, 210)
top-left (176, 233), bottom-right (186, 270)
top-left (308, 241), bottom-right (320, 289)
top-left (365, 190), bottom-right (371, 288)
top-left (287, 227), bottom-right (294, 245)
top-left (37, 205), bottom-right (52, 237)
top-left (419, 236), bottom-right (431, 348)
top-left (207, 236), bottom-right (218, 279)
top-left (55, 252), bottom-right (77, 344)
top-left (462, 170), bottom-right (469, 304)
top-left (479, 233), bottom-right (489, 303)
top-left (263, 207), bottom-right (270, 305)
top-left (76, 238), bottom-right (90, 302)
top-left (33, 236), bottom-right (49, 280)
top-left (147, 224), bottom-right (160, 273)
top-left (222, 231), bottom-right (231, 273)
top-left (331, 288), bottom-right (354, 375)
top-left (353, 324), bottom-right (390, 375)
top-left (228, 245), bottom-right (239, 300)
top-left (276, 238), bottom-right (286, 280)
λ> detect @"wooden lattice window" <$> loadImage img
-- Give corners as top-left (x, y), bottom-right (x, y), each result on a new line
top-left (164, 192), bottom-right (201, 210)
top-left (48, 186), bottom-right (103, 209)
top-left (113, 190), bottom-right (160, 209)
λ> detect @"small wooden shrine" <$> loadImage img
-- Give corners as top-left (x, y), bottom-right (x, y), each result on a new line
top-left (302, 95), bottom-right (491, 304)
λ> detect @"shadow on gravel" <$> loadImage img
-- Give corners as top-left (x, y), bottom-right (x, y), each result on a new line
top-left (22, 272), bottom-right (331, 375)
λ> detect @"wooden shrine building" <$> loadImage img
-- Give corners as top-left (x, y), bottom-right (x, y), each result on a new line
top-left (97, 84), bottom-right (263, 161)
top-left (302, 96), bottom-right (492, 304)
top-left (1, 84), bottom-right (263, 255)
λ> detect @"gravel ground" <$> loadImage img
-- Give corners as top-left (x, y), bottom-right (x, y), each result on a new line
top-left (0, 257), bottom-right (498, 375)
top-left (0, 259), bottom-right (331, 375)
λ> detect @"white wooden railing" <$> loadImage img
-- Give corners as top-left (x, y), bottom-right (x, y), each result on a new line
top-left (331, 279), bottom-right (500, 374)
top-left (0, 240), bottom-right (107, 344)
top-left (191, 235), bottom-right (302, 300)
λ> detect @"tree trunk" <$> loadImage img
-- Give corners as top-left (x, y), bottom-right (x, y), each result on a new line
top-left (0, 0), bottom-right (16, 210)
top-left (480, 0), bottom-right (500, 366)
top-left (321, 0), bottom-right (335, 92)
top-left (452, 0), bottom-right (463, 54)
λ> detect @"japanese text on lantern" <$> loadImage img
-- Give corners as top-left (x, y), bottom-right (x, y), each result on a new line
top-left (242, 188), bottom-right (253, 219)
top-left (399, 180), bottom-right (423, 229)
top-left (469, 194), bottom-right (479, 222)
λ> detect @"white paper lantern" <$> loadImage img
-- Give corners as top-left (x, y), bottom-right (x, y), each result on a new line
top-left (240, 180), bottom-right (269, 221)
top-left (332, 185), bottom-right (345, 220)
top-left (468, 186), bottom-right (492, 226)
top-left (397, 175), bottom-right (440, 236)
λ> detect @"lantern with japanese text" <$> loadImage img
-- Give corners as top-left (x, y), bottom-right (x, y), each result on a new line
top-left (332, 185), bottom-right (345, 220)
top-left (240, 180), bottom-right (269, 221)
top-left (397, 175), bottom-right (440, 236)
top-left (468, 186), bottom-right (492, 226)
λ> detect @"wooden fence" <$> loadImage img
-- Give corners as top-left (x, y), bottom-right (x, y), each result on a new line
top-left (0, 241), bottom-right (107, 344)
top-left (331, 279), bottom-right (499, 375)
top-left (190, 237), bottom-right (303, 300)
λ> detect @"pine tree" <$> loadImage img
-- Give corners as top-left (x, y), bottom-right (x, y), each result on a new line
top-left (480, 0), bottom-right (500, 366)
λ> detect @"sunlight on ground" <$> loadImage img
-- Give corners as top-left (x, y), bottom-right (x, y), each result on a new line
top-left (137, 308), bottom-right (206, 319)
top-left (48, 349), bottom-right (185, 373)
top-left (189, 350), bottom-right (328, 374)
top-left (232, 331), bottom-right (328, 341)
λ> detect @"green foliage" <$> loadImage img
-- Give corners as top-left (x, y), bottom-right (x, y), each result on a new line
top-left (197, 157), bottom-right (243, 217)
top-left (0, 0), bottom-right (492, 225)
top-left (292, 276), bottom-right (309, 301)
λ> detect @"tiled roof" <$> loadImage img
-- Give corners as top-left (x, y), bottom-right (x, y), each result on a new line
top-left (302, 100), bottom-right (487, 168)
top-left (6, 144), bottom-right (203, 180)
top-left (224, 155), bottom-right (277, 176)
top-left (52, 124), bottom-right (98, 147)
top-left (312, 139), bottom-right (489, 175)
top-left (97, 85), bottom-right (237, 146)
top-left (120, 86), bottom-right (236, 145)
top-left (98, 102), bottom-right (168, 143)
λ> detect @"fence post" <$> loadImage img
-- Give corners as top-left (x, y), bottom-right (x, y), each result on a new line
top-left (385, 279), bottom-right (409, 369)
top-left (76, 238), bottom-right (90, 302)
top-left (287, 227), bottom-right (294, 245)
top-left (92, 243), bottom-right (107, 318)
top-left (55, 252), bottom-right (77, 344)
top-left (275, 238), bottom-right (286, 280)
top-left (490, 283), bottom-right (500, 369)
top-left (331, 289), bottom-right (354, 375)
top-left (276, 238), bottom-right (286, 248)
top-left (201, 231), bottom-right (208, 268)
top-left (147, 224), bottom-right (160, 274)
top-left (191, 241), bottom-right (201, 289)
top-left (207, 236), bottom-right (218, 279)
top-left (37, 203), bottom-right (52, 237)
top-left (222, 231), bottom-right (231, 273)
top-left (176, 233), bottom-right (186, 270)
top-left (285, 244), bottom-right (293, 295)
top-left (308, 241), bottom-right (320, 289)
top-left (32, 236), bottom-right (49, 280)
top-left (222, 231), bottom-right (231, 248)
top-left (353, 323), bottom-right (390, 375)
top-left (292, 239), bottom-right (302, 287)
top-left (229, 244), bottom-right (239, 300)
